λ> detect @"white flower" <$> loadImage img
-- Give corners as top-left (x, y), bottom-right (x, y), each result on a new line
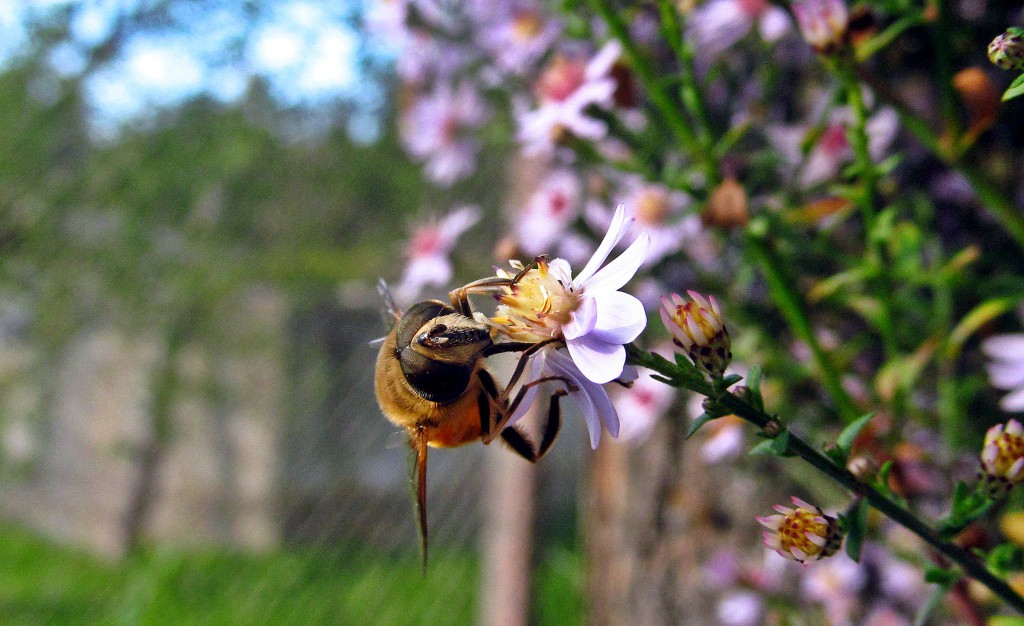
top-left (686, 0), bottom-right (791, 60)
top-left (983, 333), bottom-right (1024, 412)
top-left (510, 345), bottom-right (622, 449)
top-left (516, 40), bottom-right (622, 155)
top-left (768, 102), bottom-right (899, 189)
top-left (492, 204), bottom-right (650, 384)
top-left (514, 169), bottom-right (582, 257)
top-left (392, 205), bottom-right (481, 304)
top-left (400, 81), bottom-right (488, 186)
top-left (716, 590), bottom-right (764, 626)
top-left (472, 1), bottom-right (562, 78)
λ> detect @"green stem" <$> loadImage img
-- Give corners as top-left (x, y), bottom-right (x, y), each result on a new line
top-left (655, 0), bottom-right (714, 147)
top-left (857, 70), bottom-right (1024, 253)
top-left (629, 348), bottom-right (1024, 615)
top-left (590, 0), bottom-right (715, 182)
top-left (746, 224), bottom-right (860, 422)
top-left (841, 63), bottom-right (899, 362)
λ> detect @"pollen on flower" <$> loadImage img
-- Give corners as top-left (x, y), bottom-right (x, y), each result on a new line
top-left (660, 291), bottom-right (732, 377)
top-left (757, 497), bottom-right (843, 564)
top-left (980, 419), bottom-right (1024, 498)
top-left (491, 257), bottom-right (580, 341)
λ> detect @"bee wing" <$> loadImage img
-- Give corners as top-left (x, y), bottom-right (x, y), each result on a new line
top-left (378, 278), bottom-right (402, 329)
top-left (406, 428), bottom-right (429, 572)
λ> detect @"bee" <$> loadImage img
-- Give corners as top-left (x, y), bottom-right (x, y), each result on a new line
top-left (374, 272), bottom-right (569, 568)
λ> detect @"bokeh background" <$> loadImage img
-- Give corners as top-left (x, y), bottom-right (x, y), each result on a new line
top-left (2, 1), bottom-right (1024, 625)
top-left (0, 1), bottom-right (586, 624)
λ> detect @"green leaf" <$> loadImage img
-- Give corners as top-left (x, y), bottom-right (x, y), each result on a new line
top-left (946, 297), bottom-right (1019, 359)
top-left (842, 499), bottom-right (869, 562)
top-left (987, 544), bottom-right (1024, 576)
top-left (835, 412), bottom-right (875, 461)
top-left (769, 429), bottom-right (795, 457)
top-left (990, 617), bottom-right (1024, 626)
top-left (686, 412), bottom-right (715, 439)
top-left (748, 440), bottom-right (776, 455)
top-left (913, 582), bottom-right (951, 626)
top-left (1004, 73), bottom-right (1024, 102)
top-left (923, 565), bottom-right (958, 586)
top-left (718, 373), bottom-right (743, 390)
top-left (746, 365), bottom-right (762, 395)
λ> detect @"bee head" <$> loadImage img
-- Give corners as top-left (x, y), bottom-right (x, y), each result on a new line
top-left (395, 301), bottom-right (493, 402)
top-left (411, 313), bottom-right (492, 364)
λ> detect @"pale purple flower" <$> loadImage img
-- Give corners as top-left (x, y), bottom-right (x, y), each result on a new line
top-left (516, 40), bottom-right (622, 155)
top-left (792, 0), bottom-right (849, 53)
top-left (400, 82), bottom-right (488, 186)
top-left (716, 590), bottom-right (764, 626)
top-left (768, 103), bottom-right (899, 188)
top-left (492, 204), bottom-right (650, 384)
top-left (587, 178), bottom-right (708, 266)
top-left (514, 169), bottom-right (582, 257)
top-left (392, 205), bottom-right (481, 303)
top-left (687, 0), bottom-right (791, 59)
top-left (800, 555), bottom-right (867, 626)
top-left (982, 333), bottom-right (1024, 412)
top-left (509, 344), bottom-right (622, 449)
top-left (473, 1), bottom-right (562, 77)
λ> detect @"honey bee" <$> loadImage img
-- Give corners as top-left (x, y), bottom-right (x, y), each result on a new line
top-left (374, 273), bottom-right (569, 568)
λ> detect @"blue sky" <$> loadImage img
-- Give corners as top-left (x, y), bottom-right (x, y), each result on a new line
top-left (0, 0), bottom-right (386, 139)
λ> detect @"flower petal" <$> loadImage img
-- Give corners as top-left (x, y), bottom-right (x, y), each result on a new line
top-left (591, 291), bottom-right (647, 344)
top-left (578, 232), bottom-right (651, 295)
top-left (573, 204), bottom-right (631, 287)
top-left (983, 334), bottom-right (1024, 360)
top-left (1001, 387), bottom-right (1024, 413)
top-left (567, 334), bottom-right (625, 384)
top-left (987, 361), bottom-right (1024, 390)
top-left (545, 350), bottom-right (614, 447)
top-left (563, 295), bottom-right (598, 340)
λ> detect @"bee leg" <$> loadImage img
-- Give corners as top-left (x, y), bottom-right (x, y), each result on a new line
top-left (483, 374), bottom-right (575, 444)
top-left (447, 256), bottom-right (546, 315)
top-left (499, 389), bottom-right (564, 462)
top-left (476, 369), bottom-right (500, 439)
top-left (488, 337), bottom-right (561, 408)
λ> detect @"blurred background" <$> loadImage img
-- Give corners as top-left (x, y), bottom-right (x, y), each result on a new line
top-left (0, 1), bottom-right (586, 624)
top-left (3, 0), bottom-right (1024, 625)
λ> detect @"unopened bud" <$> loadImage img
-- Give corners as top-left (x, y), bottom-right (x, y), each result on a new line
top-left (989, 29), bottom-right (1024, 71)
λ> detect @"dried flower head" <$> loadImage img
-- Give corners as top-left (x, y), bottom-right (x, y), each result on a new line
top-left (980, 419), bottom-right (1024, 498)
top-left (988, 28), bottom-right (1024, 71)
top-left (660, 291), bottom-right (732, 377)
top-left (757, 497), bottom-right (843, 563)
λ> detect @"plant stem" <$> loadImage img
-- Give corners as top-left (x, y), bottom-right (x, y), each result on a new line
top-left (591, 0), bottom-right (716, 183)
top-left (746, 224), bottom-right (861, 422)
top-left (841, 63), bottom-right (899, 362)
top-left (629, 347), bottom-right (1024, 614)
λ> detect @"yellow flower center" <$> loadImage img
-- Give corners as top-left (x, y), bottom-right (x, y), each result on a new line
top-left (777, 509), bottom-right (831, 559)
top-left (512, 11), bottom-right (543, 40)
top-left (991, 432), bottom-right (1024, 479)
top-left (634, 187), bottom-right (670, 225)
top-left (493, 259), bottom-right (580, 340)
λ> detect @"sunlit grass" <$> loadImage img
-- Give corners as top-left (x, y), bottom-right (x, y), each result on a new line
top-left (0, 523), bottom-right (583, 625)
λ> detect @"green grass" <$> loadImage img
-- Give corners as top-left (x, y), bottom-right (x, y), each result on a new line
top-left (0, 523), bottom-right (583, 625)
